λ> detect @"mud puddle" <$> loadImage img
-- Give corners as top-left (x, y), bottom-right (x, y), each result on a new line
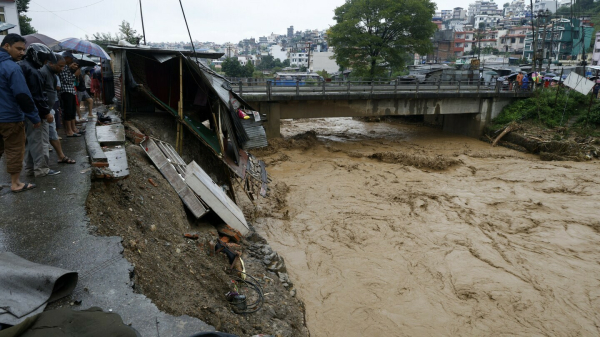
top-left (252, 118), bottom-right (600, 336)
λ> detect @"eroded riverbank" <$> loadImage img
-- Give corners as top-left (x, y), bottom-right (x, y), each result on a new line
top-left (250, 118), bottom-right (600, 336)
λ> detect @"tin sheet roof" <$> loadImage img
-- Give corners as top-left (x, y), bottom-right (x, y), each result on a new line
top-left (107, 45), bottom-right (224, 59)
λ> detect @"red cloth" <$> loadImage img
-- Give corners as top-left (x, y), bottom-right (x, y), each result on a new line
top-left (91, 78), bottom-right (100, 93)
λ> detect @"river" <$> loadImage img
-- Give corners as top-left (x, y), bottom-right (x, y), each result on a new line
top-left (252, 117), bottom-right (600, 337)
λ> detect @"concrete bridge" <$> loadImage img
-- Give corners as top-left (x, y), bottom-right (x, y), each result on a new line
top-left (233, 80), bottom-right (534, 138)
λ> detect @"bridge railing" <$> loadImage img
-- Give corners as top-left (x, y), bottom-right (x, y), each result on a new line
top-left (232, 79), bottom-right (533, 99)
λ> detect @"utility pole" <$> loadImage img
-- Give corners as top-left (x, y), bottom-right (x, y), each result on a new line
top-left (540, 10), bottom-right (549, 72)
top-left (548, 19), bottom-right (555, 72)
top-left (581, 21), bottom-right (587, 75)
top-left (530, 0), bottom-right (537, 73)
top-left (306, 41), bottom-right (312, 73)
top-left (570, 0), bottom-right (573, 22)
top-left (139, 0), bottom-right (146, 45)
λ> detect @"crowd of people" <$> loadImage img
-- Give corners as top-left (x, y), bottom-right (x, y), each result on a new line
top-left (0, 33), bottom-right (101, 193)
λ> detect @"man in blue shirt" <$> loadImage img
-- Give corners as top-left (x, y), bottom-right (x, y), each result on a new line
top-left (0, 34), bottom-right (40, 193)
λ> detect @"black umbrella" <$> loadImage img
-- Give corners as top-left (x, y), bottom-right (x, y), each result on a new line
top-left (23, 34), bottom-right (59, 48)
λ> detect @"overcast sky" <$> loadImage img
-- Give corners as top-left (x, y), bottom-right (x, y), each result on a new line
top-left (28, 0), bottom-right (474, 44)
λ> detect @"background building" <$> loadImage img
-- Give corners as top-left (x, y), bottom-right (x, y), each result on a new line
top-left (0, 0), bottom-right (21, 35)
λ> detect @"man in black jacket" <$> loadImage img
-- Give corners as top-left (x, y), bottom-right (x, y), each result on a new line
top-left (19, 43), bottom-right (60, 177)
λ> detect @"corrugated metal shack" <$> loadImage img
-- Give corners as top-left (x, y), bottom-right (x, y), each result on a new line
top-left (108, 45), bottom-right (269, 202)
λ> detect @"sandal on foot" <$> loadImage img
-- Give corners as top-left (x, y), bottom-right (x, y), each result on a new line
top-left (58, 156), bottom-right (76, 164)
top-left (67, 133), bottom-right (82, 137)
top-left (12, 183), bottom-right (36, 193)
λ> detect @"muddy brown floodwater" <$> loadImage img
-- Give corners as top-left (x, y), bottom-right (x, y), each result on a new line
top-left (251, 118), bottom-right (600, 337)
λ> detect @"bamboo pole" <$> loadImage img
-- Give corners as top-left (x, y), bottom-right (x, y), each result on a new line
top-left (176, 56), bottom-right (184, 154)
top-left (217, 103), bottom-right (225, 157)
top-left (122, 52), bottom-right (127, 121)
top-left (554, 68), bottom-right (564, 104)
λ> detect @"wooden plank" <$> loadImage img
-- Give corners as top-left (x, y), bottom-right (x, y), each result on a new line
top-left (260, 160), bottom-right (267, 197)
top-left (85, 120), bottom-right (107, 163)
top-left (104, 148), bottom-right (129, 179)
top-left (141, 138), bottom-right (209, 219)
top-left (223, 148), bottom-right (248, 180)
top-left (185, 161), bottom-right (249, 235)
top-left (96, 124), bottom-right (125, 145)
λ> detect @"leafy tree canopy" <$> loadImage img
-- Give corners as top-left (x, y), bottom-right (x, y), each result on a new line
top-left (17, 0), bottom-right (36, 35)
top-left (222, 57), bottom-right (255, 77)
top-left (16, 0), bottom-right (30, 12)
top-left (257, 55), bottom-right (286, 70)
top-left (328, 0), bottom-right (437, 79)
top-left (317, 69), bottom-right (331, 78)
top-left (88, 20), bottom-right (142, 51)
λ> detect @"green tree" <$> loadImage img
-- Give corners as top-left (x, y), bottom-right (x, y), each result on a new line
top-left (243, 62), bottom-right (255, 77)
top-left (257, 55), bottom-right (275, 70)
top-left (118, 21), bottom-right (142, 45)
top-left (89, 20), bottom-right (142, 51)
top-left (282, 59), bottom-right (290, 67)
top-left (317, 69), bottom-right (331, 78)
top-left (253, 70), bottom-right (265, 79)
top-left (222, 57), bottom-right (244, 77)
top-left (299, 65), bottom-right (308, 72)
top-left (328, 0), bottom-right (436, 79)
top-left (17, 0), bottom-right (37, 35)
top-left (88, 32), bottom-right (118, 51)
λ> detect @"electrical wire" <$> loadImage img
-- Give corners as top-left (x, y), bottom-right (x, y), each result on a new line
top-left (30, 1), bottom-right (89, 34)
top-left (132, 0), bottom-right (139, 30)
top-left (28, 0), bottom-right (106, 12)
top-left (229, 270), bottom-right (265, 314)
top-left (178, 0), bottom-right (198, 62)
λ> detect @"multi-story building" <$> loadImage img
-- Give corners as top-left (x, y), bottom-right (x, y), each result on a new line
top-left (475, 14), bottom-right (503, 28)
top-left (433, 30), bottom-right (456, 61)
top-left (453, 7), bottom-right (467, 20)
top-left (468, 0), bottom-right (503, 22)
top-left (463, 31), bottom-right (475, 54)
top-left (441, 9), bottom-right (453, 21)
top-left (558, 0), bottom-right (572, 7)
top-left (504, 0), bottom-right (527, 17)
top-left (290, 51), bottom-right (310, 68)
top-left (533, 0), bottom-right (558, 13)
top-left (523, 18), bottom-right (594, 61)
top-left (258, 36), bottom-right (269, 47)
top-left (287, 26), bottom-right (294, 38)
top-left (454, 31), bottom-right (466, 55)
top-left (0, 0), bottom-right (21, 35)
top-left (269, 45), bottom-right (289, 62)
top-left (447, 19), bottom-right (469, 31)
top-left (592, 32), bottom-right (600, 65)
top-left (498, 26), bottom-right (531, 53)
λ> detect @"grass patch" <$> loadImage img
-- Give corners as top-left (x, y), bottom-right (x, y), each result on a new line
top-left (493, 89), bottom-right (590, 128)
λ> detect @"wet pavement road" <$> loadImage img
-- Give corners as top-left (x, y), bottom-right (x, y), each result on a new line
top-left (0, 126), bottom-right (214, 336)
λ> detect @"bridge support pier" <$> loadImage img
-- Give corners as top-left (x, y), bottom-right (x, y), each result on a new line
top-left (442, 97), bottom-right (513, 137)
top-left (262, 102), bottom-right (281, 139)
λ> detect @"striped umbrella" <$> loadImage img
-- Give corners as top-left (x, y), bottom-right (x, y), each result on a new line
top-left (58, 38), bottom-right (111, 60)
